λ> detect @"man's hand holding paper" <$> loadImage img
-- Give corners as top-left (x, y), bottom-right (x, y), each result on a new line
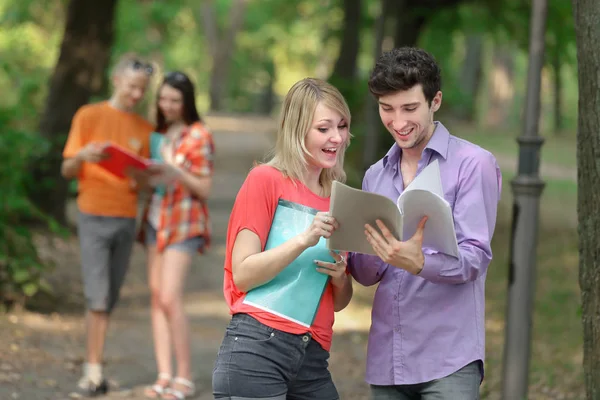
top-left (365, 216), bottom-right (428, 275)
top-left (326, 160), bottom-right (459, 258)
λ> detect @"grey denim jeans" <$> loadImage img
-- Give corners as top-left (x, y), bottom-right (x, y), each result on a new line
top-left (371, 361), bottom-right (482, 400)
top-left (212, 314), bottom-right (339, 400)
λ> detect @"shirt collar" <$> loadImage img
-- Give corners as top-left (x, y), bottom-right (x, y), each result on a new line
top-left (382, 121), bottom-right (450, 168)
top-left (425, 121), bottom-right (450, 160)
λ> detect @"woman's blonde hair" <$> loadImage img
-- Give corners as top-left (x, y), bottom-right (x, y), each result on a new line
top-left (265, 78), bottom-right (351, 196)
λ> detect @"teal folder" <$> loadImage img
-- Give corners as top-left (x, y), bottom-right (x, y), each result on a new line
top-left (149, 132), bottom-right (166, 196)
top-left (242, 199), bottom-right (335, 327)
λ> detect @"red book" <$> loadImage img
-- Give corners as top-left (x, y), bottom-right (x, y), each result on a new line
top-left (98, 143), bottom-right (152, 179)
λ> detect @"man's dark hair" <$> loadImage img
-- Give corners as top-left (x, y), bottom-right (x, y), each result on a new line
top-left (368, 47), bottom-right (441, 105)
top-left (156, 71), bottom-right (202, 132)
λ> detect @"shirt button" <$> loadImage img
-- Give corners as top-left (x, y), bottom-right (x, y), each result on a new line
top-left (395, 327), bottom-right (401, 333)
top-left (394, 295), bottom-right (398, 300)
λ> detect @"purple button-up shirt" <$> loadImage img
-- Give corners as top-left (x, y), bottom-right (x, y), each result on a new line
top-left (348, 122), bottom-right (502, 386)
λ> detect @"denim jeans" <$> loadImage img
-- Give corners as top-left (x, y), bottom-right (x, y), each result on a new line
top-left (212, 314), bottom-right (339, 399)
top-left (371, 361), bottom-right (481, 400)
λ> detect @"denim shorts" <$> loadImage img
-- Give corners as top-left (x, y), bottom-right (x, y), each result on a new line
top-left (144, 223), bottom-right (204, 254)
top-left (212, 314), bottom-right (339, 399)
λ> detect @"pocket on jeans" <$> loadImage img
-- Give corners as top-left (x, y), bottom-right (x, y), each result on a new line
top-left (226, 318), bottom-right (275, 343)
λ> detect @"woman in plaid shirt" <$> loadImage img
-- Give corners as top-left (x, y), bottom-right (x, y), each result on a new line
top-left (138, 71), bottom-right (215, 400)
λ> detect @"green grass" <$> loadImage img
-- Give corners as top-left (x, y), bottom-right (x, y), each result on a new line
top-left (467, 129), bottom-right (580, 398)
top-left (456, 123), bottom-right (577, 170)
top-left (481, 150), bottom-right (580, 398)
top-left (482, 180), bottom-right (581, 399)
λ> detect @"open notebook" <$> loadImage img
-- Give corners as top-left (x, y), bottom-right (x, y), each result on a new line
top-left (327, 160), bottom-right (459, 258)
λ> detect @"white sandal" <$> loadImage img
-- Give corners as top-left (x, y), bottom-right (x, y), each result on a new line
top-left (162, 377), bottom-right (196, 399)
top-left (143, 372), bottom-right (171, 398)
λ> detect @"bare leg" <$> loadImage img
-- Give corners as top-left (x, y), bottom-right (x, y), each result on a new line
top-left (159, 249), bottom-right (193, 395)
top-left (145, 245), bottom-right (173, 396)
top-left (86, 310), bottom-right (109, 365)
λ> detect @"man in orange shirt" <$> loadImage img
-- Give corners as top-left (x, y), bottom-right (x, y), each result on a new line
top-left (61, 53), bottom-right (154, 397)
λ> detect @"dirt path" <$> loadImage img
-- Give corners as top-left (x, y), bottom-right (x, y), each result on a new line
top-left (0, 119), bottom-right (374, 400)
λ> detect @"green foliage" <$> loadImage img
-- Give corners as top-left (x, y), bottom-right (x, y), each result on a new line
top-left (0, 1), bottom-right (61, 309)
top-left (0, 109), bottom-right (57, 309)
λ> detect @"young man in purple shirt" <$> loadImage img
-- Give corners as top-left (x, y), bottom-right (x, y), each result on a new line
top-left (348, 47), bottom-right (502, 399)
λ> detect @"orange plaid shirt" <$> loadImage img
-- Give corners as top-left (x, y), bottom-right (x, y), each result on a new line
top-left (144, 121), bottom-right (215, 253)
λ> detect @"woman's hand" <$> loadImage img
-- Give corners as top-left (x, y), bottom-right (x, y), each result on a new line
top-left (146, 162), bottom-right (182, 186)
top-left (124, 166), bottom-right (154, 191)
top-left (300, 212), bottom-right (338, 248)
top-left (315, 251), bottom-right (348, 288)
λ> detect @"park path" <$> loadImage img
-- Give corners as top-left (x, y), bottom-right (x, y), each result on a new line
top-left (0, 115), bottom-right (373, 400)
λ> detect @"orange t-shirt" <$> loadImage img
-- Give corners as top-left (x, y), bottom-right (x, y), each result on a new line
top-left (223, 165), bottom-right (337, 351)
top-left (62, 101), bottom-right (153, 218)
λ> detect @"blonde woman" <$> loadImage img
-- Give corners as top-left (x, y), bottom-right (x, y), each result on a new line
top-left (212, 78), bottom-right (353, 399)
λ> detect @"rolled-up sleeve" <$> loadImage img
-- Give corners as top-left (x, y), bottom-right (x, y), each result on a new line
top-left (348, 252), bottom-right (388, 286)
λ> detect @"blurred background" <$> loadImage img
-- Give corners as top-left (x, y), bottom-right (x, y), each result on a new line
top-left (0, 0), bottom-right (581, 399)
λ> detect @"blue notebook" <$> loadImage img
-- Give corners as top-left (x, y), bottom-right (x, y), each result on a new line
top-left (242, 199), bottom-right (335, 328)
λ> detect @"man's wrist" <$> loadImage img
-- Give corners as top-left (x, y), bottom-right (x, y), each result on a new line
top-left (413, 254), bottom-right (425, 275)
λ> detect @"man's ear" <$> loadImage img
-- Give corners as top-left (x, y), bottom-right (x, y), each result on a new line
top-left (431, 91), bottom-right (443, 112)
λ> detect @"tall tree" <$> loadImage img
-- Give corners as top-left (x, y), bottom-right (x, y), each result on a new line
top-left (29, 0), bottom-right (119, 225)
top-left (362, 0), bottom-right (391, 171)
top-left (572, 0), bottom-right (600, 397)
top-left (546, 0), bottom-right (576, 135)
top-left (328, 0), bottom-right (362, 109)
top-left (456, 34), bottom-right (484, 122)
top-left (199, 0), bottom-right (249, 112)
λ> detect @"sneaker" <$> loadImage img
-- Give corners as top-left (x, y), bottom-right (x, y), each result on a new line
top-left (70, 375), bottom-right (109, 398)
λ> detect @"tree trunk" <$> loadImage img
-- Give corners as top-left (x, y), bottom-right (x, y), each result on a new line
top-left (256, 60), bottom-right (276, 115)
top-left (201, 0), bottom-right (248, 112)
top-left (552, 50), bottom-right (563, 134)
top-left (393, 2), bottom-right (427, 48)
top-left (456, 34), bottom-right (484, 122)
top-left (572, 0), bottom-right (600, 398)
top-left (29, 0), bottom-right (118, 225)
top-left (485, 44), bottom-right (516, 129)
top-left (362, 0), bottom-right (391, 172)
top-left (329, 0), bottom-right (362, 109)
